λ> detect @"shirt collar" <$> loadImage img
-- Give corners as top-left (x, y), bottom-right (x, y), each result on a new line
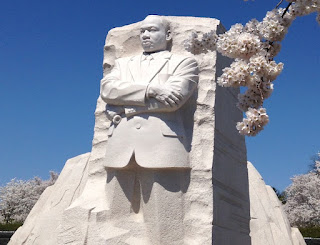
top-left (141, 50), bottom-right (169, 61)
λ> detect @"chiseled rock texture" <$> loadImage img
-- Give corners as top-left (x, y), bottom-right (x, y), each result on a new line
top-left (9, 153), bottom-right (90, 245)
top-left (9, 16), bottom-right (304, 245)
top-left (248, 161), bottom-right (306, 245)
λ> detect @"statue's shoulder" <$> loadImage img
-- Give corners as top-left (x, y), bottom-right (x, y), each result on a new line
top-left (114, 56), bottom-right (132, 64)
top-left (171, 53), bottom-right (196, 61)
top-left (170, 53), bottom-right (198, 66)
top-left (113, 55), bottom-right (140, 68)
top-left (115, 55), bottom-right (140, 62)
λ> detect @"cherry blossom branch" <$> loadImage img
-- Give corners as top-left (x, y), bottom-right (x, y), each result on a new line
top-left (276, 0), bottom-right (284, 9)
top-left (282, 3), bottom-right (293, 18)
top-left (184, 0), bottom-right (320, 136)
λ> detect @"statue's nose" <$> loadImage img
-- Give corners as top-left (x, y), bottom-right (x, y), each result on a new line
top-left (141, 30), bottom-right (150, 39)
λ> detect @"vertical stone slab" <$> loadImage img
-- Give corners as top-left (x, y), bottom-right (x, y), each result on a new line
top-left (92, 16), bottom-right (251, 244)
top-left (212, 57), bottom-right (250, 244)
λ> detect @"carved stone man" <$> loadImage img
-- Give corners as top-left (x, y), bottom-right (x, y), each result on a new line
top-left (100, 15), bottom-right (199, 243)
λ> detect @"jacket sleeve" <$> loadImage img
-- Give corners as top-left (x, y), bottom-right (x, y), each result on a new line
top-left (124, 57), bottom-right (199, 117)
top-left (100, 59), bottom-right (148, 106)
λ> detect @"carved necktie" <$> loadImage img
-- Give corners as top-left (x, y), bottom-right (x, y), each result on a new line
top-left (141, 54), bottom-right (153, 82)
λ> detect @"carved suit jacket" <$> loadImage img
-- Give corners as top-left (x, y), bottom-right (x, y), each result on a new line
top-left (100, 51), bottom-right (199, 168)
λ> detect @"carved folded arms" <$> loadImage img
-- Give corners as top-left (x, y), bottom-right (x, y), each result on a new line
top-left (100, 60), bottom-right (148, 107)
top-left (100, 56), bottom-right (198, 120)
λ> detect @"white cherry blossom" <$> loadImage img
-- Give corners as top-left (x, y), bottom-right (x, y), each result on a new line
top-left (183, 0), bottom-right (319, 136)
top-left (0, 172), bottom-right (58, 223)
top-left (216, 24), bottom-right (261, 59)
top-left (284, 153), bottom-right (320, 226)
top-left (236, 108), bottom-right (269, 136)
top-left (257, 9), bottom-right (288, 42)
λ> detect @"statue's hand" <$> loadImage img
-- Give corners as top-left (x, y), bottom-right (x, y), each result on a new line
top-left (147, 84), bottom-right (183, 107)
top-left (105, 104), bottom-right (124, 121)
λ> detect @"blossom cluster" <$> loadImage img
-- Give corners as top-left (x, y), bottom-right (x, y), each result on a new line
top-left (257, 9), bottom-right (289, 42)
top-left (217, 0), bottom-right (318, 136)
top-left (236, 108), bottom-right (269, 136)
top-left (216, 24), bottom-right (261, 59)
top-left (0, 172), bottom-right (58, 223)
top-left (183, 31), bottom-right (217, 55)
top-left (215, 17), bottom-right (284, 136)
top-left (284, 153), bottom-right (320, 226)
top-left (184, 9), bottom-right (287, 136)
top-left (184, 0), bottom-right (319, 136)
top-left (286, 0), bottom-right (320, 23)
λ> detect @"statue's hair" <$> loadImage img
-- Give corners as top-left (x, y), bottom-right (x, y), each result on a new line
top-left (144, 15), bottom-right (171, 32)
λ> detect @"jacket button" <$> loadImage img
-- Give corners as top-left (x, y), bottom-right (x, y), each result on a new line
top-left (136, 123), bottom-right (141, 129)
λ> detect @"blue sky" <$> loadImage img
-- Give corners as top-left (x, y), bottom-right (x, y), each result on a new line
top-left (1, 0), bottom-right (319, 191)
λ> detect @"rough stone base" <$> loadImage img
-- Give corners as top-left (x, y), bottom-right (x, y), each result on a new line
top-left (9, 153), bottom-right (90, 245)
top-left (9, 155), bottom-right (305, 244)
top-left (248, 162), bottom-right (306, 245)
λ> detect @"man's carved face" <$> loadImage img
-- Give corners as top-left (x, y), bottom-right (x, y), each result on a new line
top-left (140, 16), bottom-right (170, 53)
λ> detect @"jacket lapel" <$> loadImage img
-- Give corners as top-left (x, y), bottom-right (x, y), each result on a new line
top-left (128, 51), bottom-right (172, 84)
top-left (146, 51), bottom-right (172, 84)
top-left (128, 55), bottom-right (141, 82)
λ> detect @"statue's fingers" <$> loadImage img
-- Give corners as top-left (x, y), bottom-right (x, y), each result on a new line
top-left (169, 94), bottom-right (180, 103)
top-left (156, 95), bottom-right (169, 105)
top-left (172, 91), bottom-right (183, 99)
top-left (163, 100), bottom-right (170, 106)
top-left (166, 97), bottom-right (176, 107)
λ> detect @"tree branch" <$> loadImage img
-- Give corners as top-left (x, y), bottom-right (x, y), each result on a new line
top-left (282, 3), bottom-right (293, 18)
top-left (275, 0), bottom-right (284, 9)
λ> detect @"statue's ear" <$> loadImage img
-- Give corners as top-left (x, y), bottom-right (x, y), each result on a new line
top-left (166, 30), bottom-right (172, 41)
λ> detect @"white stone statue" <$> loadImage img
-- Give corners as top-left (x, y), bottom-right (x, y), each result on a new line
top-left (98, 15), bottom-right (199, 244)
top-left (100, 15), bottom-right (198, 168)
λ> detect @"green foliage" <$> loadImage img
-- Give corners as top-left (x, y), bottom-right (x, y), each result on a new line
top-left (0, 222), bottom-right (23, 231)
top-left (299, 226), bottom-right (320, 238)
top-left (272, 187), bottom-right (287, 204)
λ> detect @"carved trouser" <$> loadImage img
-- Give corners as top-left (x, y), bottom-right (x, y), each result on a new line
top-left (105, 156), bottom-right (190, 245)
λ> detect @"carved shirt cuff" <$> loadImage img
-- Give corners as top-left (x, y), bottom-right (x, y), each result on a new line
top-left (124, 107), bottom-right (137, 117)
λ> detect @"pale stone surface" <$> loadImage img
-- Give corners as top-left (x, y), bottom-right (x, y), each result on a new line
top-left (9, 153), bottom-right (90, 245)
top-left (9, 16), bottom-right (304, 245)
top-left (247, 161), bottom-right (306, 245)
top-left (97, 16), bottom-right (200, 243)
top-left (291, 227), bottom-right (307, 245)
